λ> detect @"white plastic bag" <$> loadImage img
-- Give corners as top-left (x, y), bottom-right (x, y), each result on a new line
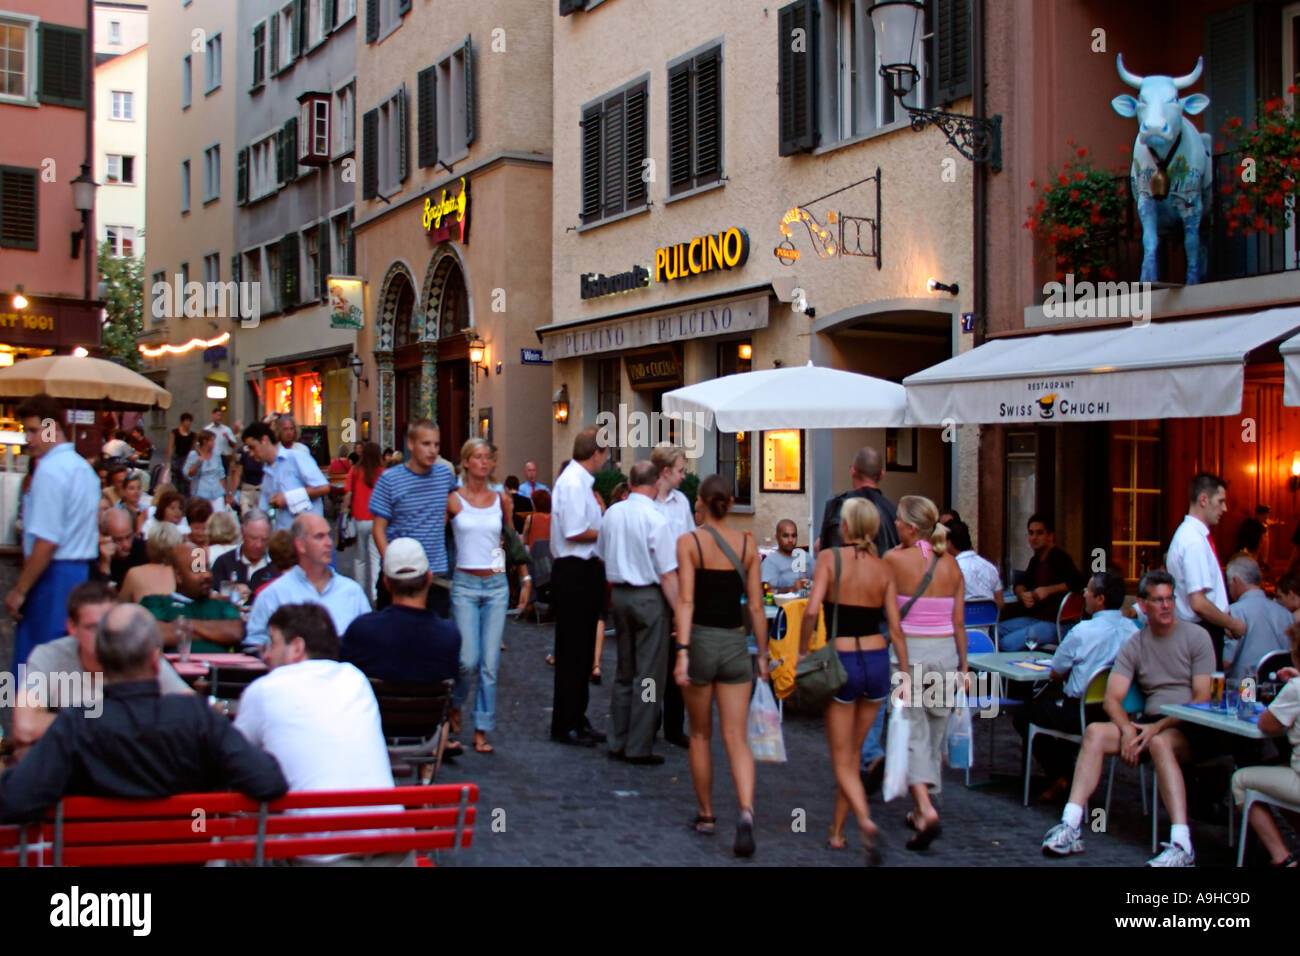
top-left (882, 699), bottom-right (910, 802)
top-left (747, 680), bottom-right (787, 763)
top-left (945, 688), bottom-right (973, 770)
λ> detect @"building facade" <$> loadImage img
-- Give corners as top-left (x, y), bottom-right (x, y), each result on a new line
top-left (545, 0), bottom-right (981, 543)
top-left (93, 0), bottom-right (147, 261)
top-left (352, 0), bottom-right (553, 472)
top-left (230, 0), bottom-right (359, 460)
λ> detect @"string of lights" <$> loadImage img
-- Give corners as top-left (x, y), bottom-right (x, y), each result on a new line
top-left (138, 331), bottom-right (230, 358)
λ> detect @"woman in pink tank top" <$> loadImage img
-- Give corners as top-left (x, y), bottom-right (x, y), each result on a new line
top-left (883, 495), bottom-right (968, 852)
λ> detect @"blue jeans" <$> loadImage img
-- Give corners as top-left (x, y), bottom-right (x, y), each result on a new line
top-left (997, 616), bottom-right (1058, 651)
top-left (451, 570), bottom-right (509, 733)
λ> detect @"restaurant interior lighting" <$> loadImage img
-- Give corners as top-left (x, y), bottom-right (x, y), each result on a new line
top-left (1290, 451), bottom-right (1300, 492)
top-left (0, 352), bottom-right (13, 367)
top-left (72, 347), bottom-right (89, 357)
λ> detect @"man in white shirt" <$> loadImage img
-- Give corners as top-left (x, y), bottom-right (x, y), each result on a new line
top-left (205, 407), bottom-right (238, 475)
top-left (1166, 472), bottom-right (1245, 665)
top-left (550, 427), bottom-right (609, 747)
top-left (947, 520), bottom-right (1004, 612)
top-left (651, 443), bottom-right (694, 747)
top-left (235, 602), bottom-right (409, 866)
top-left (599, 461), bottom-right (680, 765)
top-left (242, 421), bottom-right (330, 533)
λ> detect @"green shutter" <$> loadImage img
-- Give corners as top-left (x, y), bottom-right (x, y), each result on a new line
top-left (365, 0), bottom-right (378, 42)
top-left (362, 108), bottom-right (379, 199)
top-left (236, 147), bottom-right (249, 204)
top-left (37, 24), bottom-right (87, 108)
top-left (291, 0), bottom-right (304, 58)
top-left (397, 0), bottom-right (412, 15)
top-left (270, 14), bottom-right (280, 73)
top-left (463, 35), bottom-right (476, 147)
top-left (932, 0), bottom-right (972, 105)
top-left (417, 65), bottom-right (438, 168)
top-left (317, 221), bottom-right (331, 298)
top-left (694, 49), bottom-right (722, 185)
top-left (283, 117), bottom-right (298, 182)
top-left (778, 0), bottom-right (817, 155)
top-left (0, 167), bottom-right (39, 250)
top-left (397, 86), bottom-right (409, 182)
top-left (580, 105), bottom-right (601, 222)
top-left (325, 0), bottom-right (336, 33)
top-left (280, 232), bottom-right (300, 308)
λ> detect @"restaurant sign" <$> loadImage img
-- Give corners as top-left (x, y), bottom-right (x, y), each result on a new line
top-left (654, 228), bottom-right (749, 283)
top-left (327, 276), bottom-right (365, 330)
top-left (541, 293), bottom-right (769, 361)
top-left (625, 346), bottom-right (683, 390)
top-left (422, 176), bottom-right (470, 244)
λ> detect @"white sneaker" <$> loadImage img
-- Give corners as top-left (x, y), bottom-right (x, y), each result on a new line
top-left (1146, 842), bottom-right (1195, 867)
top-left (1041, 822), bottom-right (1084, 857)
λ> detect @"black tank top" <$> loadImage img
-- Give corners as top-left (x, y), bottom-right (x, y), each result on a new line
top-left (172, 428), bottom-right (195, 458)
top-left (822, 601), bottom-right (885, 638)
top-left (692, 532), bottom-right (745, 629)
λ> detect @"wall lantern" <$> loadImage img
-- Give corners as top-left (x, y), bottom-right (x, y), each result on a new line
top-left (348, 353), bottom-right (369, 388)
top-left (868, 1), bottom-right (1002, 169)
top-left (297, 92), bottom-right (332, 167)
top-left (738, 343), bottom-right (753, 360)
top-left (70, 164), bottom-right (98, 259)
top-left (927, 277), bottom-right (960, 295)
top-left (12, 287), bottom-right (27, 310)
top-left (468, 335), bottom-right (488, 380)
top-left (1290, 451), bottom-right (1300, 492)
top-left (552, 384), bottom-right (570, 424)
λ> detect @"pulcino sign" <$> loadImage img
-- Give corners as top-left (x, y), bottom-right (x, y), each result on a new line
top-left (654, 227), bottom-right (750, 282)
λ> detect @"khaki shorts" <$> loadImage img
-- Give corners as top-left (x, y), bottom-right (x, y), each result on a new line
top-left (688, 624), bottom-right (752, 685)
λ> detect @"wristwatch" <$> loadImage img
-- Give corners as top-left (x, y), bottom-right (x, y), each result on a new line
top-left (674, 643), bottom-right (690, 653)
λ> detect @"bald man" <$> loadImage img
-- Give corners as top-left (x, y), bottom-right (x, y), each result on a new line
top-left (90, 509), bottom-right (147, 588)
top-left (817, 446), bottom-right (899, 556)
top-left (761, 519), bottom-right (807, 591)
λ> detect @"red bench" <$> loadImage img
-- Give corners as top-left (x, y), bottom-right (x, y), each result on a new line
top-left (0, 783), bottom-right (477, 866)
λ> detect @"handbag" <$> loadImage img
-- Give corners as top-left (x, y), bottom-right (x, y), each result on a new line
top-left (337, 511), bottom-right (357, 548)
top-left (500, 495), bottom-right (530, 568)
top-left (794, 548), bottom-right (849, 709)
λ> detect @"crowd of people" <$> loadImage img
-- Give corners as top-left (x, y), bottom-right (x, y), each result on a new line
top-left (0, 393), bottom-right (1297, 869)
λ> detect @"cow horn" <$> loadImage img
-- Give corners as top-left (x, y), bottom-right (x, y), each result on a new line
top-left (1116, 53), bottom-right (1143, 89)
top-left (1171, 56), bottom-right (1204, 90)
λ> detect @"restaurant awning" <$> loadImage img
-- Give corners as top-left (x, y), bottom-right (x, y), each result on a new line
top-left (1280, 331), bottom-right (1300, 407)
top-left (903, 308), bottom-right (1300, 425)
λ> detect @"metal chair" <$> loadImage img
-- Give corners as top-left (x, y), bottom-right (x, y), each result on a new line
top-left (1256, 650), bottom-right (1295, 683)
top-left (963, 628), bottom-right (1024, 786)
top-left (964, 600), bottom-right (1000, 650)
top-left (1023, 664), bottom-right (1110, 806)
top-left (527, 539), bottom-right (553, 624)
top-left (370, 678), bottom-right (456, 784)
top-left (1055, 591), bottom-right (1085, 643)
top-left (1236, 788), bottom-right (1300, 866)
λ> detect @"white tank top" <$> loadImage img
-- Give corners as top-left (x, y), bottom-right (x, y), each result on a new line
top-left (452, 491), bottom-right (503, 570)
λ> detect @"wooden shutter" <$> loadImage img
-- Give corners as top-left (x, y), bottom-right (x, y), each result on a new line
top-left (463, 36), bottom-right (476, 147)
top-left (932, 0), bottom-right (972, 105)
top-left (325, 0), bottom-right (336, 33)
top-left (37, 24), bottom-right (87, 108)
top-left (417, 65), bottom-right (438, 167)
top-left (559, 0), bottom-right (585, 14)
top-left (276, 127), bottom-right (287, 184)
top-left (365, 0), bottom-right (379, 43)
top-left (397, 0), bottom-right (412, 15)
top-left (280, 232), bottom-right (300, 308)
top-left (694, 49), bottom-right (722, 185)
top-left (580, 104), bottom-right (601, 222)
top-left (270, 13), bottom-right (280, 73)
top-left (362, 108), bottom-right (379, 198)
top-left (601, 92), bottom-right (625, 218)
top-left (0, 167), bottom-right (39, 250)
top-left (668, 62), bottom-right (693, 193)
top-left (1204, 3), bottom-right (1257, 141)
top-left (624, 84), bottom-right (648, 208)
top-left (318, 221), bottom-right (331, 298)
top-left (778, 0), bottom-right (817, 155)
top-left (283, 118), bottom-right (299, 182)
top-left (292, 0), bottom-right (306, 57)
top-left (236, 147), bottom-right (249, 205)
top-left (397, 86), bottom-right (409, 182)
top-left (344, 211), bottom-right (356, 273)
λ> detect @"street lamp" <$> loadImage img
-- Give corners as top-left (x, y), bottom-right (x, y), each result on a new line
top-left (552, 384), bottom-right (570, 424)
top-left (867, 1), bottom-right (1002, 170)
top-left (348, 353), bottom-right (368, 388)
top-left (468, 335), bottom-right (487, 380)
top-left (70, 164), bottom-right (97, 259)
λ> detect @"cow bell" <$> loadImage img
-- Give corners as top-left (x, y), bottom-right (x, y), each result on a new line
top-left (1149, 169), bottom-right (1169, 201)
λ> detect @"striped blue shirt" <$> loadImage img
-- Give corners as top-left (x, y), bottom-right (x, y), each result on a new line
top-left (369, 462), bottom-right (455, 573)
top-left (22, 443), bottom-right (100, 560)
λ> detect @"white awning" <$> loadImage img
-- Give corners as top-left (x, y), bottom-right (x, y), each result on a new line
top-left (904, 308), bottom-right (1300, 425)
top-left (1281, 331), bottom-right (1300, 406)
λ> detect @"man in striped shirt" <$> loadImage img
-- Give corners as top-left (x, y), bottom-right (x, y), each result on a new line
top-left (369, 419), bottom-right (456, 617)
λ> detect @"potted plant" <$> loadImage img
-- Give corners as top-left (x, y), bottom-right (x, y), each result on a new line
top-left (1023, 143), bottom-right (1131, 281)
top-left (1218, 87), bottom-right (1300, 238)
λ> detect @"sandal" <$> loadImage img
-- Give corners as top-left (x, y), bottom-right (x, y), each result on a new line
top-left (905, 820), bottom-right (942, 852)
top-left (734, 810), bottom-right (756, 858)
top-left (826, 836), bottom-right (847, 851)
top-left (474, 735), bottom-right (494, 755)
top-left (1274, 853), bottom-right (1299, 867)
top-left (689, 814), bottom-right (716, 835)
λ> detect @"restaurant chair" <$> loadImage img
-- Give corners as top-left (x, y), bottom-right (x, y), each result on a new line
top-left (1054, 591), bottom-right (1085, 644)
top-left (208, 664), bottom-right (263, 703)
top-left (964, 600), bottom-right (1000, 650)
top-left (1023, 665), bottom-right (1111, 806)
top-left (963, 629), bottom-right (1024, 786)
top-left (370, 678), bottom-right (456, 785)
top-left (1103, 683), bottom-right (1152, 826)
top-left (527, 539), bottom-right (553, 624)
top-left (1235, 788), bottom-right (1300, 866)
top-left (1256, 650), bottom-right (1295, 683)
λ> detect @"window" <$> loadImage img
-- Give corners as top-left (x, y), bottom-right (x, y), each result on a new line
top-left (252, 22), bottom-right (266, 88)
top-left (334, 82), bottom-right (355, 155)
top-left (248, 135), bottom-right (277, 201)
top-left (266, 245), bottom-right (282, 311)
top-left (363, 87), bottom-right (407, 199)
top-left (366, 0), bottom-right (412, 43)
top-left (182, 54), bottom-right (191, 108)
top-left (204, 34), bottom-right (221, 92)
top-left (332, 211), bottom-right (355, 274)
top-left (337, 0), bottom-right (357, 26)
top-left (1109, 421), bottom-right (1163, 585)
top-left (203, 252), bottom-right (220, 286)
top-left (300, 97), bottom-right (329, 161)
top-left (276, 5), bottom-right (295, 71)
top-left (203, 145), bottom-right (220, 202)
top-left (579, 78), bottom-right (647, 224)
top-left (110, 90), bottom-right (134, 120)
top-left (304, 228), bottom-right (319, 301)
top-left (105, 155), bottom-right (135, 185)
top-left (180, 158), bottom-right (191, 212)
top-left (0, 165), bottom-right (39, 249)
top-left (108, 20), bottom-right (121, 45)
top-left (150, 270), bottom-right (166, 321)
top-left (308, 0), bottom-right (327, 49)
top-left (717, 342), bottom-right (751, 504)
top-left (242, 249), bottom-right (265, 313)
top-left (761, 430), bottom-right (804, 492)
top-left (418, 37), bottom-right (473, 168)
top-left (667, 43), bottom-right (722, 196)
top-left (0, 18), bottom-right (33, 102)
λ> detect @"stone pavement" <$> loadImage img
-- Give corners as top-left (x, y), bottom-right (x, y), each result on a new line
top-left (435, 614), bottom-right (1252, 868)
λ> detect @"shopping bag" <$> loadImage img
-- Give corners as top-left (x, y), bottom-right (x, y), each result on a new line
top-left (747, 680), bottom-right (787, 763)
top-left (882, 699), bottom-right (910, 802)
top-left (945, 688), bottom-right (973, 770)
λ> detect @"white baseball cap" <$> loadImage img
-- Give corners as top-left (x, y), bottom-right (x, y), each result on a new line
top-left (383, 537), bottom-right (429, 581)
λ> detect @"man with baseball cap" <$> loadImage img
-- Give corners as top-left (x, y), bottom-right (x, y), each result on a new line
top-left (341, 538), bottom-right (461, 686)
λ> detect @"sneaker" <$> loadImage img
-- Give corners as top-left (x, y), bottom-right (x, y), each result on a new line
top-left (1041, 822), bottom-right (1085, 857)
top-left (1146, 842), bottom-right (1195, 867)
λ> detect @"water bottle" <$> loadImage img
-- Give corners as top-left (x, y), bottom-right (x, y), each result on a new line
top-left (176, 615), bottom-right (192, 662)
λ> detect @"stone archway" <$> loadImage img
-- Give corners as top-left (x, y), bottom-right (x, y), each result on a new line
top-left (374, 262), bottom-right (419, 450)
top-left (420, 248), bottom-right (474, 458)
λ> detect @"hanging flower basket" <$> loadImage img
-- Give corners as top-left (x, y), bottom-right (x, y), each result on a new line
top-left (1023, 143), bottom-right (1131, 281)
top-left (1218, 87), bottom-right (1300, 237)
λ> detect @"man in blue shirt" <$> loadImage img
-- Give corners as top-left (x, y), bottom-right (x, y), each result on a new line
top-left (369, 419), bottom-right (455, 617)
top-left (518, 460), bottom-right (548, 501)
top-left (1013, 569), bottom-right (1138, 799)
top-left (341, 538), bottom-right (461, 684)
top-left (1224, 555), bottom-right (1293, 682)
top-left (245, 513), bottom-right (371, 649)
top-left (4, 395), bottom-right (101, 668)
top-left (241, 421), bottom-right (330, 533)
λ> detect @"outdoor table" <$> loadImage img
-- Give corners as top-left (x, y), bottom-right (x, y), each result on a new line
top-left (1157, 701), bottom-right (1276, 741)
top-left (968, 652), bottom-right (1054, 683)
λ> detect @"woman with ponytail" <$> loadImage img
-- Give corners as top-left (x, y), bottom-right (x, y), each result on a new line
top-left (884, 494), bottom-right (967, 852)
top-left (799, 497), bottom-right (908, 864)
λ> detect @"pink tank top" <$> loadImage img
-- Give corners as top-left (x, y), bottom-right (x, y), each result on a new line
top-left (895, 540), bottom-right (955, 636)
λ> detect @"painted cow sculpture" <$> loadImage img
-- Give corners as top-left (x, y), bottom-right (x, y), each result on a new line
top-left (1111, 54), bottom-right (1212, 284)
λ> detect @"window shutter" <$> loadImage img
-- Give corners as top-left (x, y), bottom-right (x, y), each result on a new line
top-left (397, 0), bottom-right (412, 15)
top-left (283, 117), bottom-right (299, 182)
top-left (280, 232), bottom-right (300, 308)
top-left (232, 252), bottom-right (243, 289)
top-left (236, 147), bottom-right (249, 204)
top-left (37, 24), bottom-right (87, 108)
top-left (559, 0), bottom-right (585, 14)
top-left (624, 84), bottom-right (648, 209)
top-left (365, 0), bottom-right (378, 43)
top-left (932, 0), bottom-right (972, 105)
top-left (580, 105), bottom-right (601, 222)
top-left (270, 14), bottom-right (280, 72)
top-left (1204, 3), bottom-right (1256, 143)
top-left (325, 0), bottom-right (336, 33)
top-left (778, 0), bottom-right (817, 155)
top-left (417, 65), bottom-right (438, 167)
top-left (299, 0), bottom-right (310, 51)
top-left (362, 108), bottom-right (379, 199)
top-left (0, 167), bottom-right (39, 250)
top-left (668, 62), bottom-right (693, 194)
top-left (345, 211), bottom-right (356, 273)
top-left (276, 128), bottom-right (287, 185)
top-left (290, 0), bottom-right (303, 58)
top-left (463, 35), bottom-right (476, 147)
top-left (397, 86), bottom-right (409, 182)
top-left (318, 221), bottom-right (331, 298)
top-left (601, 92), bottom-right (625, 218)
top-left (694, 49), bottom-right (722, 185)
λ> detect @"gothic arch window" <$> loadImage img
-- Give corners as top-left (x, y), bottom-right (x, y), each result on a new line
top-left (376, 262), bottom-right (418, 353)
top-left (438, 263), bottom-right (469, 339)
top-left (392, 277), bottom-right (418, 348)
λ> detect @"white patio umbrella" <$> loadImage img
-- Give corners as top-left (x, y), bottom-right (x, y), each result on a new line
top-left (662, 362), bottom-right (907, 543)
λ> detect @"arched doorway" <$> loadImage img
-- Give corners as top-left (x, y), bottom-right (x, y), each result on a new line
top-left (374, 262), bottom-right (422, 450)
top-left (422, 251), bottom-right (473, 460)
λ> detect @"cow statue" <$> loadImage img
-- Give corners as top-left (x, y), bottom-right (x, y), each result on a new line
top-left (1111, 54), bottom-right (1212, 284)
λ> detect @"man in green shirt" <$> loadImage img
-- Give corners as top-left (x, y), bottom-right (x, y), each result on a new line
top-left (141, 545), bottom-right (245, 653)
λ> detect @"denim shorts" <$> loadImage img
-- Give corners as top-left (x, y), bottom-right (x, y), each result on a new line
top-left (833, 648), bottom-right (891, 703)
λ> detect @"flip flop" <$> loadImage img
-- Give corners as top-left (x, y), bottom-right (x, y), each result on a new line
top-left (474, 739), bottom-right (494, 754)
top-left (905, 821), bottom-right (942, 852)
top-left (689, 814), bottom-right (716, 835)
top-left (826, 837), bottom-right (847, 851)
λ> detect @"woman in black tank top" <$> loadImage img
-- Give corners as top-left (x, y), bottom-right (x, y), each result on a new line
top-left (673, 475), bottom-right (769, 858)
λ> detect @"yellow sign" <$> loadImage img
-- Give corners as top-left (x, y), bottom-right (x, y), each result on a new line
top-left (422, 177), bottom-right (469, 233)
top-left (0, 312), bottom-right (54, 331)
top-left (654, 228), bottom-right (749, 283)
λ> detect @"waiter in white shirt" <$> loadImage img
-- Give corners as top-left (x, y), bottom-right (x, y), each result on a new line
top-left (549, 427), bottom-right (610, 747)
top-left (599, 461), bottom-right (680, 764)
top-left (651, 443), bottom-right (694, 747)
top-left (1166, 472), bottom-right (1246, 665)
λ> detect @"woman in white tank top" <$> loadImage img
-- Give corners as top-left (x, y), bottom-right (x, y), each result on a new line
top-left (446, 438), bottom-right (531, 754)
